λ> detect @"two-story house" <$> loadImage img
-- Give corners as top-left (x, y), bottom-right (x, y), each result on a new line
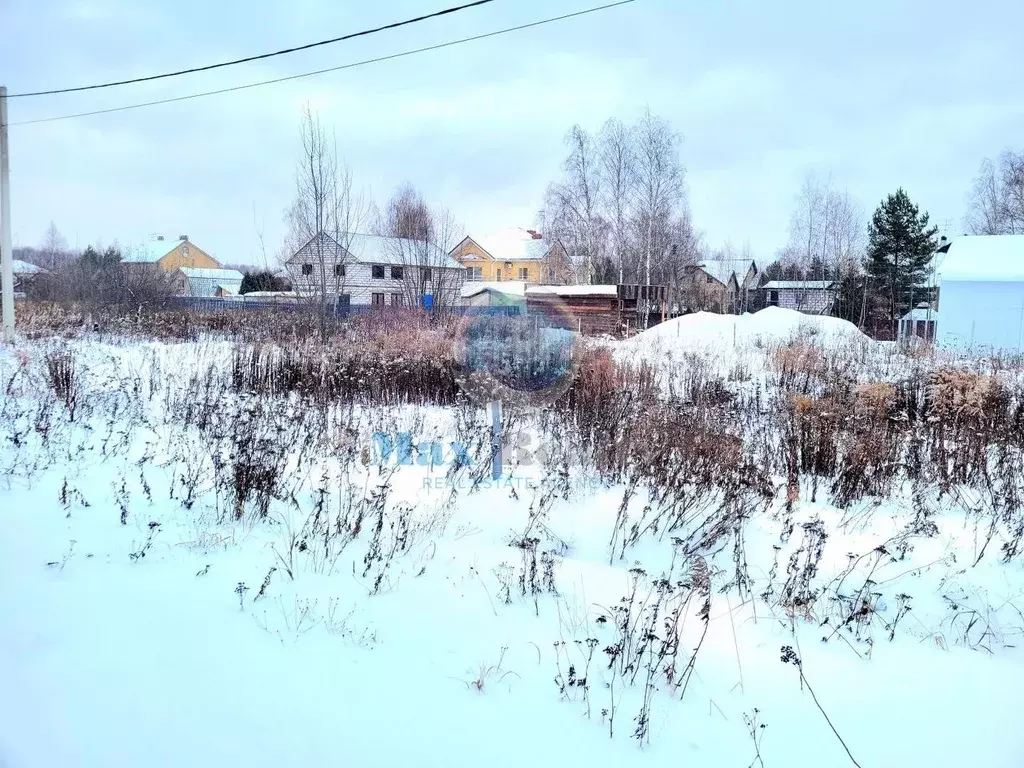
top-left (286, 232), bottom-right (465, 310)
top-left (450, 228), bottom-right (562, 284)
top-left (123, 235), bottom-right (220, 272)
top-left (683, 258), bottom-right (759, 313)
top-left (122, 234), bottom-right (245, 298)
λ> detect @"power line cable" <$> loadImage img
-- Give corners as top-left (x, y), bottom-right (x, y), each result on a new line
top-left (9, 1), bottom-right (635, 127)
top-left (6, 0), bottom-right (496, 98)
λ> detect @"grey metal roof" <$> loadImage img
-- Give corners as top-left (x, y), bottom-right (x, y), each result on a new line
top-left (901, 305), bottom-right (938, 321)
top-left (177, 267), bottom-right (243, 298)
top-left (693, 259), bottom-right (755, 287)
top-left (291, 232), bottom-right (462, 269)
top-left (762, 280), bottom-right (834, 290)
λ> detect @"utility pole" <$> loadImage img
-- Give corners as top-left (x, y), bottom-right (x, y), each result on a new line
top-left (1, 86), bottom-right (14, 343)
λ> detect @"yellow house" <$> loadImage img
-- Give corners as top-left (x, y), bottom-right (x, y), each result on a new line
top-left (450, 229), bottom-right (559, 283)
top-left (123, 235), bottom-right (220, 272)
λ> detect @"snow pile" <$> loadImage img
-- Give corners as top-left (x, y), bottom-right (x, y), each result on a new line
top-left (632, 307), bottom-right (868, 353)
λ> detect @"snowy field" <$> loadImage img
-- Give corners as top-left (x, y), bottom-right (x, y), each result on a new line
top-left (3, 309), bottom-right (1024, 767)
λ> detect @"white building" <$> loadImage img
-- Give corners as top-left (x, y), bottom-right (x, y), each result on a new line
top-left (898, 303), bottom-right (938, 343)
top-left (173, 267), bottom-right (244, 298)
top-left (286, 232), bottom-right (464, 309)
top-left (762, 280), bottom-right (836, 314)
top-left (937, 236), bottom-right (1024, 354)
top-left (936, 235), bottom-right (1024, 352)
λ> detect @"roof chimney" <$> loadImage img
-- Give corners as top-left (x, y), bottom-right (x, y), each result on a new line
top-left (179, 234), bottom-right (188, 241)
top-left (156, 235), bottom-right (164, 241)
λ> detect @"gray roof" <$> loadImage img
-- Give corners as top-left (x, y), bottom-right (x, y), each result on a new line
top-left (177, 267), bottom-right (243, 298)
top-left (762, 280), bottom-right (834, 290)
top-left (12, 259), bottom-right (47, 275)
top-left (179, 267), bottom-right (243, 281)
top-left (693, 259), bottom-right (756, 287)
top-left (901, 305), bottom-right (938, 322)
top-left (291, 232), bottom-right (462, 269)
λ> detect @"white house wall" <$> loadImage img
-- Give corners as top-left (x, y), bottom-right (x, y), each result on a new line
top-left (937, 280), bottom-right (1024, 352)
top-left (288, 256), bottom-right (463, 307)
top-left (773, 288), bottom-right (834, 314)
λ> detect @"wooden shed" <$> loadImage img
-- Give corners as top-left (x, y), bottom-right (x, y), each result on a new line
top-left (525, 284), bottom-right (668, 337)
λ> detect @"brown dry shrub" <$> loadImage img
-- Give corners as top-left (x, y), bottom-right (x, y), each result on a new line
top-left (773, 343), bottom-right (825, 378)
top-left (928, 369), bottom-right (1002, 422)
top-left (854, 382), bottom-right (896, 420)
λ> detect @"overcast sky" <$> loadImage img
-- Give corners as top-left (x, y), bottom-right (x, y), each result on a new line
top-left (3, 0), bottom-right (1023, 266)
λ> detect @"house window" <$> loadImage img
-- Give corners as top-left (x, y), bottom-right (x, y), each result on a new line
top-left (391, 266), bottom-right (404, 280)
top-left (182, 246), bottom-right (190, 257)
top-left (518, 267), bottom-right (529, 280)
top-left (392, 293), bottom-right (404, 306)
top-left (422, 268), bottom-right (432, 282)
top-left (372, 265), bottom-right (385, 279)
top-left (466, 266), bottom-right (482, 281)
top-left (301, 263), bottom-right (313, 276)
top-left (334, 264), bottom-right (345, 277)
top-left (371, 293), bottom-right (385, 306)
top-left (496, 269), bottom-right (502, 281)
top-left (706, 275), bottom-right (714, 284)
top-left (768, 290), bottom-right (778, 305)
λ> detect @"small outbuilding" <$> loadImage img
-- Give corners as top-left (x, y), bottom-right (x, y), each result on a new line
top-left (173, 267), bottom-right (244, 298)
top-left (460, 281), bottom-right (527, 312)
top-left (762, 280), bottom-right (836, 315)
top-left (898, 303), bottom-right (938, 343)
top-left (936, 235), bottom-right (1024, 351)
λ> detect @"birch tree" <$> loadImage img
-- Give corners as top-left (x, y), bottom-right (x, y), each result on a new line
top-left (542, 125), bottom-right (606, 283)
top-left (598, 118), bottom-right (637, 283)
top-left (40, 222), bottom-right (70, 272)
top-left (285, 106), bottom-right (369, 339)
top-left (633, 109), bottom-right (685, 290)
top-left (966, 150), bottom-right (1024, 235)
top-left (380, 184), bottom-right (465, 316)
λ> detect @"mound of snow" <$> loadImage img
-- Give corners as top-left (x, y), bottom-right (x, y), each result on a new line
top-left (630, 307), bottom-right (868, 352)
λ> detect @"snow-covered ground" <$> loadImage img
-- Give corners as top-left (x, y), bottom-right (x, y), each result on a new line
top-left (3, 318), bottom-right (1024, 767)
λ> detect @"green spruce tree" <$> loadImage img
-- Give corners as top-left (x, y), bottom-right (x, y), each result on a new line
top-left (865, 188), bottom-right (938, 335)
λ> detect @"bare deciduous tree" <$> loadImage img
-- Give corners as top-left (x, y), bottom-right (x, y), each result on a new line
top-left (283, 106), bottom-right (370, 339)
top-left (542, 125), bottom-right (606, 283)
top-left (379, 184), bottom-right (465, 316)
top-left (780, 172), bottom-right (866, 320)
top-left (966, 150), bottom-right (1024, 235)
top-left (540, 109), bottom-right (688, 310)
top-left (598, 118), bottom-right (637, 284)
top-left (659, 206), bottom-right (703, 314)
top-left (633, 109), bottom-right (685, 291)
top-left (40, 222), bottom-right (71, 272)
